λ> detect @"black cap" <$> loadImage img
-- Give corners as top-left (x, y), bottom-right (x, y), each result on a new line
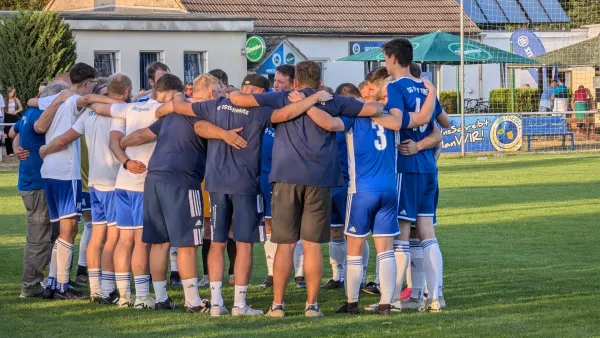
top-left (241, 74), bottom-right (270, 92)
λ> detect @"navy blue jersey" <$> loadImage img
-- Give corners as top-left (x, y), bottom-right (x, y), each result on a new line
top-left (253, 89), bottom-right (364, 187)
top-left (146, 113), bottom-right (208, 189)
top-left (340, 116), bottom-right (396, 193)
top-left (336, 132), bottom-right (349, 184)
top-left (387, 78), bottom-right (443, 174)
top-left (193, 97), bottom-right (273, 195)
top-left (13, 108), bottom-right (46, 191)
top-left (261, 127), bottom-right (275, 175)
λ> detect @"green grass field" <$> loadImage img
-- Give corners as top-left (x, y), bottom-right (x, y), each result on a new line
top-left (1, 154), bottom-right (600, 337)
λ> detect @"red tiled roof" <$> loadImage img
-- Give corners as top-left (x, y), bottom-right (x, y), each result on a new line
top-left (180, 0), bottom-right (480, 35)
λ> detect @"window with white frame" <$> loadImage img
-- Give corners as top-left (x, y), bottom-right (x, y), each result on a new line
top-left (184, 52), bottom-right (206, 84)
top-left (94, 52), bottom-right (117, 78)
top-left (310, 59), bottom-right (328, 83)
top-left (139, 51), bottom-right (163, 90)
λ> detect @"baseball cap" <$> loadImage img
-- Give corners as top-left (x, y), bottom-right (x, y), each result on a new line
top-left (241, 74), bottom-right (270, 92)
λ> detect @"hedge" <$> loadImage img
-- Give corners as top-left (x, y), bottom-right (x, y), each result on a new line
top-left (440, 91), bottom-right (458, 114)
top-left (489, 89), bottom-right (541, 113)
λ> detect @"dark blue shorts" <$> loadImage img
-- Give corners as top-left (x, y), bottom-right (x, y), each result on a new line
top-left (115, 189), bottom-right (144, 229)
top-left (210, 193), bottom-right (265, 243)
top-left (397, 173), bottom-right (437, 222)
top-left (259, 174), bottom-right (271, 218)
top-left (142, 178), bottom-right (204, 247)
top-left (90, 188), bottom-right (117, 226)
top-left (345, 190), bottom-right (399, 237)
top-left (331, 186), bottom-right (348, 227)
top-left (44, 179), bottom-right (82, 222)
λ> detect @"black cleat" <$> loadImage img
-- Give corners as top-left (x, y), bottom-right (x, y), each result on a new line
top-left (100, 290), bottom-right (120, 305)
top-left (374, 304), bottom-right (391, 316)
top-left (321, 279), bottom-right (344, 289)
top-left (184, 299), bottom-right (211, 313)
top-left (361, 282), bottom-right (380, 295)
top-left (155, 297), bottom-right (178, 310)
top-left (258, 276), bottom-right (273, 288)
top-left (169, 271), bottom-right (182, 286)
top-left (334, 302), bottom-right (360, 314)
top-left (68, 280), bottom-right (84, 290)
top-left (55, 288), bottom-right (87, 300)
top-left (42, 288), bottom-right (55, 299)
top-left (295, 277), bottom-right (306, 289)
top-left (76, 266), bottom-right (89, 283)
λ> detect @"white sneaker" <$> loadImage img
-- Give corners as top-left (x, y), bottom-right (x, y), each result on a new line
top-left (439, 296), bottom-right (446, 309)
top-left (419, 298), bottom-right (442, 313)
top-left (389, 300), bottom-right (403, 312)
top-left (232, 305), bottom-right (264, 316)
top-left (199, 275), bottom-right (209, 288)
top-left (401, 298), bottom-right (424, 310)
top-left (210, 304), bottom-right (229, 317)
top-left (119, 294), bottom-right (134, 308)
top-left (133, 295), bottom-right (155, 309)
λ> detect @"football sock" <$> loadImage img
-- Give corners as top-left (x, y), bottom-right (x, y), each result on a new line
top-left (422, 238), bottom-right (443, 300)
top-left (182, 278), bottom-right (202, 307)
top-left (345, 255), bottom-right (363, 303)
top-left (134, 274), bottom-right (150, 298)
top-left (101, 271), bottom-right (116, 298)
top-left (294, 240), bottom-right (304, 278)
top-left (393, 240), bottom-right (410, 301)
top-left (210, 281), bottom-right (224, 307)
top-left (169, 247), bottom-right (178, 272)
top-left (378, 250), bottom-right (397, 305)
top-left (234, 285), bottom-right (248, 308)
top-left (264, 235), bottom-right (276, 276)
top-left (329, 239), bottom-right (346, 281)
top-left (410, 239), bottom-right (425, 299)
top-left (56, 238), bottom-right (74, 292)
top-left (116, 272), bottom-right (131, 297)
top-left (46, 242), bottom-right (58, 290)
top-left (77, 222), bottom-right (92, 267)
top-left (153, 280), bottom-right (168, 302)
top-left (88, 268), bottom-right (101, 296)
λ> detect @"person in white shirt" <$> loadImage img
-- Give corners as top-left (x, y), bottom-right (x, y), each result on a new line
top-left (33, 63), bottom-right (119, 300)
top-left (89, 75), bottom-right (179, 309)
top-left (39, 74), bottom-right (133, 304)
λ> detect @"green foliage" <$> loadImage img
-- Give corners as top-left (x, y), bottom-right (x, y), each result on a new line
top-left (0, 11), bottom-right (76, 102)
top-left (0, 0), bottom-right (47, 11)
top-left (489, 88), bottom-right (541, 113)
top-left (440, 90), bottom-right (459, 114)
top-left (560, 0), bottom-right (600, 28)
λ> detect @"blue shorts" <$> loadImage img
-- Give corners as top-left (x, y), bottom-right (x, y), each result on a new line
top-left (81, 191), bottom-right (91, 212)
top-left (210, 193), bottom-right (265, 243)
top-left (397, 173), bottom-right (437, 222)
top-left (44, 179), bottom-right (82, 222)
top-left (331, 186), bottom-right (348, 227)
top-left (90, 188), bottom-right (117, 226)
top-left (345, 190), bottom-right (399, 238)
top-left (259, 173), bottom-right (271, 218)
top-left (142, 179), bottom-right (203, 247)
top-left (115, 188), bottom-right (144, 229)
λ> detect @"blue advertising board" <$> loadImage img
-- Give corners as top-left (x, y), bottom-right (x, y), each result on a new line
top-left (349, 41), bottom-right (385, 55)
top-left (442, 115), bottom-right (523, 153)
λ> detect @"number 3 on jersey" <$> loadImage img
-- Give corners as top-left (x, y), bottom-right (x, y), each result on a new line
top-left (371, 121), bottom-right (387, 150)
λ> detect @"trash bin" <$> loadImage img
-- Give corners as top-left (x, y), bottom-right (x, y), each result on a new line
top-left (574, 101), bottom-right (587, 118)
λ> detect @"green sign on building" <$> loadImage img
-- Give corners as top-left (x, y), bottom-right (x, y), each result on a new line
top-left (246, 36), bottom-right (266, 63)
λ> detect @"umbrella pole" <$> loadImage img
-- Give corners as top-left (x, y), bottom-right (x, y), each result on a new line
top-left (436, 64), bottom-right (441, 99)
top-left (510, 42), bottom-right (516, 112)
top-left (460, 0), bottom-right (465, 157)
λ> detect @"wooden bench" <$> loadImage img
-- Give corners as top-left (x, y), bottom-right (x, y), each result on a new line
top-left (522, 116), bottom-right (575, 152)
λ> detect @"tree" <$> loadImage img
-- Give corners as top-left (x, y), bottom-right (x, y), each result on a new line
top-left (560, 0), bottom-right (600, 28)
top-left (0, 0), bottom-right (47, 11)
top-left (0, 11), bottom-right (76, 102)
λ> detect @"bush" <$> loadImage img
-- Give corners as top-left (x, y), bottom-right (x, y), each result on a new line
top-left (0, 11), bottom-right (77, 103)
top-left (440, 91), bottom-right (458, 114)
top-left (489, 88), bottom-right (541, 113)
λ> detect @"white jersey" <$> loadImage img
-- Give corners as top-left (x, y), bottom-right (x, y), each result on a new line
top-left (111, 100), bottom-right (161, 192)
top-left (41, 94), bottom-right (82, 180)
top-left (72, 108), bottom-right (123, 191)
top-left (39, 93), bottom-right (60, 111)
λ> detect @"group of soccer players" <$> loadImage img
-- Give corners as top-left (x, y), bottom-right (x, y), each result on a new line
top-left (11, 37), bottom-right (449, 317)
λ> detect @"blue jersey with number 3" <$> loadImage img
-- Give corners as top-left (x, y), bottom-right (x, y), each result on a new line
top-left (386, 77), bottom-right (442, 174)
top-left (340, 116), bottom-right (396, 193)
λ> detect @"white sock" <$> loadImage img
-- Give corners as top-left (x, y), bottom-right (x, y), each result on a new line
top-left (345, 255), bottom-right (363, 303)
top-left (410, 239), bottom-right (425, 299)
top-left (101, 271), bottom-right (116, 298)
top-left (88, 268), bottom-right (101, 296)
top-left (153, 280), bottom-right (168, 302)
top-left (362, 241), bottom-right (369, 284)
top-left (134, 274), bottom-right (150, 298)
top-left (422, 238), bottom-right (443, 300)
top-left (377, 250), bottom-right (397, 305)
top-left (183, 277), bottom-right (202, 307)
top-left (293, 240), bottom-right (304, 277)
top-left (393, 240), bottom-right (410, 301)
top-left (56, 238), bottom-right (74, 292)
top-left (329, 239), bottom-right (346, 281)
top-left (264, 235), bottom-right (276, 276)
top-left (169, 247), bottom-right (178, 272)
top-left (77, 222), bottom-right (92, 267)
top-left (116, 272), bottom-right (131, 297)
top-left (210, 281), bottom-right (223, 306)
top-left (374, 257), bottom-right (380, 285)
top-left (46, 242), bottom-right (58, 290)
top-left (234, 285), bottom-right (248, 308)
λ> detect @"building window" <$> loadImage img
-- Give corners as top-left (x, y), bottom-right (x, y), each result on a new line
top-left (139, 52), bottom-right (161, 90)
top-left (94, 52), bottom-right (117, 77)
top-left (310, 59), bottom-right (329, 83)
top-left (184, 52), bottom-right (206, 84)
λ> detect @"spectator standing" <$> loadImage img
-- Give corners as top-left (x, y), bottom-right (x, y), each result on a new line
top-left (539, 80), bottom-right (556, 112)
top-left (572, 85), bottom-right (593, 114)
top-left (552, 80), bottom-right (569, 112)
top-left (4, 87), bottom-right (23, 157)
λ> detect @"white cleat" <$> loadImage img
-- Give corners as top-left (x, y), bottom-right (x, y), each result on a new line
top-left (210, 304), bottom-right (230, 317)
top-left (198, 275), bottom-right (209, 288)
top-left (419, 299), bottom-right (442, 313)
top-left (133, 295), bottom-right (155, 309)
top-left (389, 301), bottom-right (403, 312)
top-left (118, 294), bottom-right (134, 308)
top-left (402, 298), bottom-right (424, 310)
top-left (232, 305), bottom-right (264, 316)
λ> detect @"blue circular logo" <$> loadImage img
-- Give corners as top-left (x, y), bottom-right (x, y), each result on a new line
top-left (352, 43), bottom-right (360, 54)
top-left (490, 115), bottom-right (522, 151)
top-left (272, 53), bottom-right (282, 67)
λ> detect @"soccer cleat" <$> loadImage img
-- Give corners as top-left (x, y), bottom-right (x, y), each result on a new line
top-left (402, 298), bottom-right (424, 310)
top-left (184, 299), bottom-right (211, 313)
top-left (295, 277), bottom-right (306, 289)
top-left (389, 301), bottom-right (403, 312)
top-left (69, 280), bottom-right (84, 290)
top-left (55, 288), bottom-right (87, 300)
top-left (229, 275), bottom-right (235, 285)
top-left (19, 285), bottom-right (45, 299)
top-left (210, 304), bottom-right (229, 317)
top-left (155, 298), bottom-right (177, 310)
top-left (76, 266), bottom-right (89, 284)
top-left (374, 304), bottom-right (391, 316)
top-left (232, 305), bottom-right (264, 316)
top-left (265, 304), bottom-right (285, 318)
top-left (334, 302), bottom-right (360, 314)
top-left (364, 302), bottom-right (378, 311)
top-left (419, 299), bottom-right (442, 313)
top-left (439, 296), bottom-right (446, 308)
top-left (198, 275), bottom-right (210, 288)
top-left (400, 287), bottom-right (412, 302)
top-left (100, 290), bottom-right (120, 305)
top-left (42, 288), bottom-right (55, 299)
top-left (90, 294), bottom-right (102, 304)
top-left (305, 304), bottom-right (324, 318)
top-left (170, 271), bottom-right (182, 287)
top-left (321, 279), bottom-right (344, 290)
top-left (361, 282), bottom-right (380, 295)
top-left (118, 294), bottom-right (134, 308)
top-left (258, 276), bottom-right (273, 288)
top-left (133, 295), bottom-right (155, 309)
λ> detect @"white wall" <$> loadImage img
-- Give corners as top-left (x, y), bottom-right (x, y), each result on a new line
top-left (73, 30), bottom-right (248, 93)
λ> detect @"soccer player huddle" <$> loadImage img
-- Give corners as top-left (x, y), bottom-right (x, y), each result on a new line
top-left (11, 38), bottom-right (450, 317)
